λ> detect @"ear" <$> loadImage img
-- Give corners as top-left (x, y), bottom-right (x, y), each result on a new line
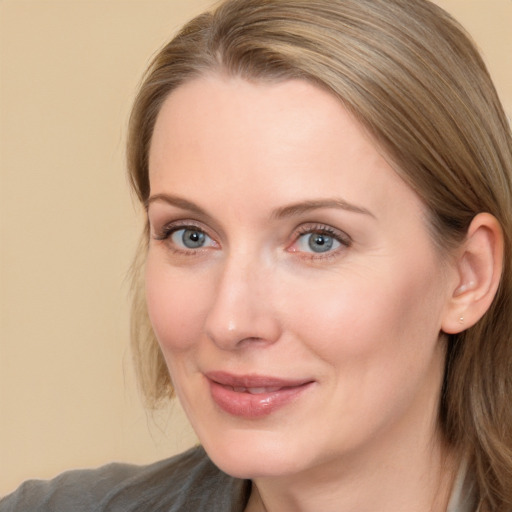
top-left (441, 213), bottom-right (504, 334)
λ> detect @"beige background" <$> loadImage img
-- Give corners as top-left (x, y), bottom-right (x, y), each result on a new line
top-left (0, 0), bottom-right (511, 497)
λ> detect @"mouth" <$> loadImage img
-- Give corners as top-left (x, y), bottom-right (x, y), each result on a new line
top-left (205, 371), bottom-right (314, 418)
top-left (226, 386), bottom-right (284, 394)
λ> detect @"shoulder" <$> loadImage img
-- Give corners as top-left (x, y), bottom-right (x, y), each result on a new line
top-left (0, 446), bottom-right (249, 512)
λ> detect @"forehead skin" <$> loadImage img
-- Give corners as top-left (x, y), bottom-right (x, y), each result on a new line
top-left (149, 74), bottom-right (427, 237)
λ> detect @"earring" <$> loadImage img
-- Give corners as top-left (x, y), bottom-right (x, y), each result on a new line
top-left (459, 316), bottom-right (464, 324)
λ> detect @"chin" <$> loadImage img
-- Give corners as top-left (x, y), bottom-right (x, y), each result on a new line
top-left (199, 427), bottom-right (306, 479)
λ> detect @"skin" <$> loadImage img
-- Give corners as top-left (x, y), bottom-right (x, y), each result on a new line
top-left (145, 75), bottom-right (460, 512)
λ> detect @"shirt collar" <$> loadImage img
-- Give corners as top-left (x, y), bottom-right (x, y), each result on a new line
top-left (446, 458), bottom-right (477, 512)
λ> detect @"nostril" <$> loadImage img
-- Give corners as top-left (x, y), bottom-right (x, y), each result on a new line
top-left (206, 318), bottom-right (282, 350)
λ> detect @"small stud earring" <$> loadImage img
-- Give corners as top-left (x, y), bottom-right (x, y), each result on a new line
top-left (459, 316), bottom-right (464, 324)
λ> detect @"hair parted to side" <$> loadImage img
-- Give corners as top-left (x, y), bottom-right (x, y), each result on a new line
top-left (127, 0), bottom-right (512, 508)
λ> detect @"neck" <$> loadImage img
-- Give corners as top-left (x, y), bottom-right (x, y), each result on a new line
top-left (245, 426), bottom-right (458, 512)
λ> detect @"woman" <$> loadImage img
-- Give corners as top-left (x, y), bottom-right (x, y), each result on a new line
top-left (2, 0), bottom-right (511, 510)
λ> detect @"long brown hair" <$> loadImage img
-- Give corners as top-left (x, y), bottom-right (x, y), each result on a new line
top-left (127, 1), bottom-right (512, 508)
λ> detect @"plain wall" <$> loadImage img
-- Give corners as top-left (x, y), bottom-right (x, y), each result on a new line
top-left (1, 0), bottom-right (511, 497)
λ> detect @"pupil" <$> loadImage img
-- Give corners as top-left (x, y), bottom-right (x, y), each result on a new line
top-left (309, 233), bottom-right (333, 253)
top-left (183, 229), bottom-right (205, 248)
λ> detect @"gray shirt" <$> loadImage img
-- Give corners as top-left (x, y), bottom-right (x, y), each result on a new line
top-left (0, 446), bottom-right (249, 512)
top-left (0, 446), bottom-right (476, 511)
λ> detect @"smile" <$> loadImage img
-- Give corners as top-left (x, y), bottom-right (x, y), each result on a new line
top-left (230, 386), bottom-right (282, 394)
top-left (205, 372), bottom-right (314, 418)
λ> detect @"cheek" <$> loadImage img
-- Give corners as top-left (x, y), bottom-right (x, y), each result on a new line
top-left (283, 261), bottom-right (445, 367)
top-left (145, 256), bottom-right (211, 352)
top-left (283, 264), bottom-right (447, 436)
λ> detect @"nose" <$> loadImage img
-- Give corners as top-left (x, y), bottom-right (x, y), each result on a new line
top-left (205, 254), bottom-right (282, 350)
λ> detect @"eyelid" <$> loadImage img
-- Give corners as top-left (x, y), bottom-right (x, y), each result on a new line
top-left (151, 219), bottom-right (206, 240)
top-left (288, 223), bottom-right (352, 258)
top-left (147, 204), bottom-right (226, 242)
top-left (150, 219), bottom-right (220, 256)
top-left (295, 223), bottom-right (351, 242)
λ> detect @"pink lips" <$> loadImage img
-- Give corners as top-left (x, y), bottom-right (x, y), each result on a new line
top-left (205, 371), bottom-right (314, 418)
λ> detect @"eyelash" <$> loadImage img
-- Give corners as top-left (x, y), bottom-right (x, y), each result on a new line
top-left (291, 223), bottom-right (352, 259)
top-left (151, 221), bottom-right (351, 259)
top-left (152, 222), bottom-right (215, 255)
top-left (154, 222), bottom-right (200, 241)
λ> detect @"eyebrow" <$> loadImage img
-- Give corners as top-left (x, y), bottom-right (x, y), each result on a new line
top-left (271, 198), bottom-right (375, 219)
top-left (146, 193), bottom-right (374, 219)
top-left (145, 194), bottom-right (208, 215)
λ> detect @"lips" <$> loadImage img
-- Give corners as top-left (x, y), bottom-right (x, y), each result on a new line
top-left (231, 386), bottom-right (281, 394)
top-left (205, 371), bottom-right (314, 418)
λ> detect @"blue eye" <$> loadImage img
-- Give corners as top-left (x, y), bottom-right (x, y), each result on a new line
top-left (171, 228), bottom-right (213, 249)
top-left (297, 232), bottom-right (341, 253)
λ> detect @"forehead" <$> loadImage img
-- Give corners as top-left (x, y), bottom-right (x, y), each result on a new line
top-left (149, 75), bottom-right (355, 166)
top-left (148, 74), bottom-right (424, 225)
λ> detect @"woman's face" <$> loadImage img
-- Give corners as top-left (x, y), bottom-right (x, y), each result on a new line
top-left (146, 75), bottom-right (456, 479)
